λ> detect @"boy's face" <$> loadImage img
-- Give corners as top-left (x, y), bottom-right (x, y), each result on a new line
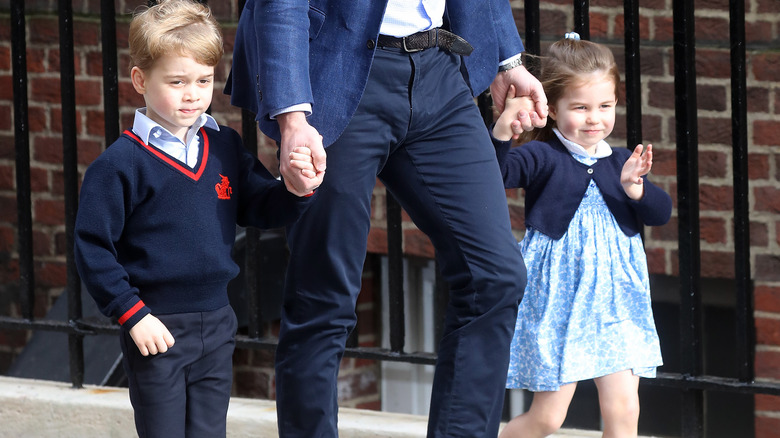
top-left (131, 54), bottom-right (215, 141)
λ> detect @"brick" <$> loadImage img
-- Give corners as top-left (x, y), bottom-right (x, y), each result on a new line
top-left (29, 77), bottom-right (61, 104)
top-left (27, 106), bottom-right (48, 133)
top-left (28, 17), bottom-right (59, 45)
top-left (700, 184), bottom-right (733, 211)
top-left (755, 186), bottom-right (780, 213)
top-left (755, 394), bottom-right (780, 412)
top-left (589, 13), bottom-right (609, 39)
top-left (696, 48), bottom-right (732, 79)
top-left (756, 416), bottom-right (780, 438)
top-left (648, 81), bottom-right (674, 109)
top-left (0, 75), bottom-right (11, 101)
top-left (0, 104), bottom-right (11, 131)
top-left (73, 20), bottom-right (100, 47)
top-left (76, 79), bottom-right (102, 106)
top-left (0, 164), bottom-right (12, 190)
top-left (697, 84), bottom-right (728, 112)
top-left (35, 261), bottom-right (67, 289)
top-left (754, 350), bottom-right (780, 379)
top-left (640, 47), bottom-right (666, 77)
top-left (756, 255), bottom-right (780, 282)
top-left (747, 86), bottom-right (770, 113)
top-left (650, 148), bottom-right (676, 177)
top-left (698, 117), bottom-right (731, 145)
top-left (753, 52), bottom-right (780, 82)
top-left (696, 17), bottom-right (730, 43)
top-left (30, 167), bottom-right (49, 193)
top-left (85, 51), bottom-right (103, 77)
top-left (32, 136), bottom-right (64, 164)
top-left (748, 153), bottom-right (770, 180)
top-left (403, 228), bottom-right (434, 259)
top-left (366, 228), bottom-right (387, 255)
top-left (746, 21), bottom-right (775, 45)
top-left (757, 0), bottom-right (780, 14)
top-left (698, 151), bottom-right (728, 178)
top-left (754, 120), bottom-right (780, 146)
top-left (35, 199), bottom-right (64, 226)
top-left (645, 247), bottom-right (666, 274)
top-left (700, 250), bottom-right (734, 278)
top-left (0, 45), bottom-right (8, 72)
top-left (756, 317), bottom-right (780, 346)
top-left (699, 217), bottom-right (727, 244)
top-left (651, 219), bottom-right (677, 242)
top-left (0, 195), bottom-right (17, 222)
top-left (697, 0), bottom-right (729, 9)
top-left (0, 225), bottom-right (14, 253)
top-left (755, 285), bottom-right (780, 313)
top-left (32, 229), bottom-right (51, 257)
top-left (653, 17), bottom-right (674, 43)
top-left (750, 220), bottom-right (768, 247)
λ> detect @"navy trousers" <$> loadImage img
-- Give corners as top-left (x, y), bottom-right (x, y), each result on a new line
top-left (120, 305), bottom-right (237, 438)
top-left (275, 46), bottom-right (526, 438)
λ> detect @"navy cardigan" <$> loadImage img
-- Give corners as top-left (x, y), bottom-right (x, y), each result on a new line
top-left (494, 136), bottom-right (672, 239)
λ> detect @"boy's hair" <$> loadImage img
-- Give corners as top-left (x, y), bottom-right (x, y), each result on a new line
top-left (520, 38), bottom-right (621, 143)
top-left (129, 0), bottom-right (223, 71)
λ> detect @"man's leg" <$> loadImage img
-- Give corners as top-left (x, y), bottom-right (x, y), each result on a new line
top-left (379, 47), bottom-right (526, 437)
top-left (275, 46), bottom-right (417, 438)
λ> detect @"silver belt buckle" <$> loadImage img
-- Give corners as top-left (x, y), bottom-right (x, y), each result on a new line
top-left (402, 35), bottom-right (424, 53)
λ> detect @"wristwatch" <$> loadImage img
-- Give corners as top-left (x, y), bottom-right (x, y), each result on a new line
top-left (498, 57), bottom-right (523, 72)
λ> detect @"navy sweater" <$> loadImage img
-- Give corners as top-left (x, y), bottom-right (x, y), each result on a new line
top-left (495, 136), bottom-right (672, 239)
top-left (74, 126), bottom-right (313, 329)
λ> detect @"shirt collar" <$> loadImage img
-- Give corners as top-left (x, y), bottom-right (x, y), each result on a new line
top-left (553, 128), bottom-right (612, 159)
top-left (132, 108), bottom-right (219, 147)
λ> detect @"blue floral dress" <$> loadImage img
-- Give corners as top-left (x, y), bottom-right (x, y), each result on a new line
top-left (506, 149), bottom-right (663, 392)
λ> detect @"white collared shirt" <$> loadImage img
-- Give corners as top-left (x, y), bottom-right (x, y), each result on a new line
top-left (553, 128), bottom-right (613, 159)
top-left (132, 108), bottom-right (220, 168)
top-left (380, 0), bottom-right (444, 37)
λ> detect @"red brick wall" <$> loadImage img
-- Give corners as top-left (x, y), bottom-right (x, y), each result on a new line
top-left (0, 0), bottom-right (779, 429)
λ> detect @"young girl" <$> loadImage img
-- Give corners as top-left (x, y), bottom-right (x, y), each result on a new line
top-left (493, 33), bottom-right (672, 438)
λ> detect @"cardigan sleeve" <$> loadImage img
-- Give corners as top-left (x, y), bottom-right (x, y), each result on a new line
top-left (629, 177), bottom-right (673, 226)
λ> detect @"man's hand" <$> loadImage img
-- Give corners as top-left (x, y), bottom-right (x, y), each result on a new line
top-left (490, 64), bottom-right (548, 133)
top-left (128, 314), bottom-right (175, 356)
top-left (277, 112), bottom-right (326, 196)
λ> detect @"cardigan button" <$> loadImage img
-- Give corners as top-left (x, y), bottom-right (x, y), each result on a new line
top-left (587, 168), bottom-right (594, 174)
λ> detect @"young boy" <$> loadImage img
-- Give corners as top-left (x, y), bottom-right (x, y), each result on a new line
top-left (73, 1), bottom-right (321, 436)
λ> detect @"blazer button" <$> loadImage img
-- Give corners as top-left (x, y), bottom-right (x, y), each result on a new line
top-left (587, 168), bottom-right (594, 174)
top-left (367, 39), bottom-right (375, 49)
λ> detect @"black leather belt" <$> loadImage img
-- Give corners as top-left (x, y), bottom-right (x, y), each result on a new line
top-left (377, 28), bottom-right (473, 56)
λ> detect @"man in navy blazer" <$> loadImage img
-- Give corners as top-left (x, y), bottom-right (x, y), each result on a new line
top-left (227, 1), bottom-right (547, 437)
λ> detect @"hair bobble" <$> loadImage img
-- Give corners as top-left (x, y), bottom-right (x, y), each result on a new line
top-left (564, 31), bottom-right (581, 41)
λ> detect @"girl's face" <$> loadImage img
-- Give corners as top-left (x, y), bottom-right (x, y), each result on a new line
top-left (549, 71), bottom-right (617, 153)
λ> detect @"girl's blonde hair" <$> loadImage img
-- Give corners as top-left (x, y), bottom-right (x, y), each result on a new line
top-left (520, 37), bottom-right (621, 143)
top-left (128, 0), bottom-right (223, 71)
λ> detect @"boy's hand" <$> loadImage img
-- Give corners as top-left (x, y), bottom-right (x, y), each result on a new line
top-left (128, 314), bottom-right (175, 356)
top-left (493, 85), bottom-right (536, 141)
top-left (289, 146), bottom-right (317, 179)
top-left (621, 143), bottom-right (653, 200)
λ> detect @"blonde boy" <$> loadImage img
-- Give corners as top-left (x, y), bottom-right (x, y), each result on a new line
top-left (73, 1), bottom-right (319, 436)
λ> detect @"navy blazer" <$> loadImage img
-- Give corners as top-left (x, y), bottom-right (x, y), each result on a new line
top-left (495, 136), bottom-right (673, 239)
top-left (226, 0), bottom-right (525, 146)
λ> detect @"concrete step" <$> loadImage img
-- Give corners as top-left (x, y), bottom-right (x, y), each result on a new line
top-left (0, 376), bottom-right (612, 437)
